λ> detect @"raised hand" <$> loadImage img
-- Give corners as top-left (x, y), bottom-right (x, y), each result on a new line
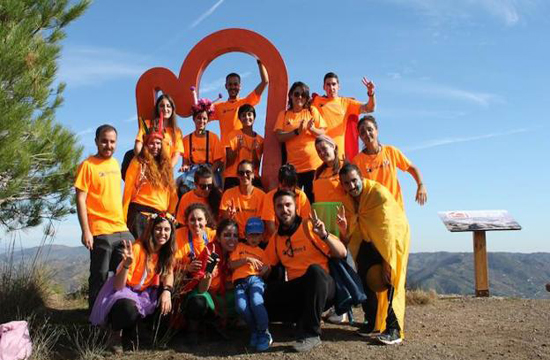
top-left (226, 199), bottom-right (237, 219)
top-left (336, 206), bottom-right (348, 237)
top-left (310, 209), bottom-right (328, 240)
top-left (187, 258), bottom-right (203, 273)
top-left (362, 77), bottom-right (375, 95)
top-left (121, 239), bottom-right (134, 268)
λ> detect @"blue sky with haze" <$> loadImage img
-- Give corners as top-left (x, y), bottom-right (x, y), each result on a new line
top-left (8, 0), bottom-right (550, 253)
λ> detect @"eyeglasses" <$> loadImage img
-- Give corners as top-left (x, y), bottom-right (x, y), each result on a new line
top-left (292, 91), bottom-right (306, 98)
top-left (237, 170), bottom-right (253, 177)
top-left (198, 183), bottom-right (213, 190)
top-left (282, 237), bottom-right (294, 258)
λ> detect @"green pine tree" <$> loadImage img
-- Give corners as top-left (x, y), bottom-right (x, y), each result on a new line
top-left (0, 0), bottom-right (91, 231)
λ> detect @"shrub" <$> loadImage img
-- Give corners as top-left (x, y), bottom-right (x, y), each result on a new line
top-left (406, 288), bottom-right (438, 306)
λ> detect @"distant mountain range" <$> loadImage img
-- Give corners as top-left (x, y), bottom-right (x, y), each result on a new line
top-left (2, 245), bottom-right (549, 299)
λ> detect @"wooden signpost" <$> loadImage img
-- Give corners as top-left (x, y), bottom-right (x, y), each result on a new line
top-left (438, 210), bottom-right (521, 297)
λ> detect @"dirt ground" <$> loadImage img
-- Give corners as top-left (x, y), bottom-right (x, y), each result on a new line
top-left (62, 296), bottom-right (546, 360)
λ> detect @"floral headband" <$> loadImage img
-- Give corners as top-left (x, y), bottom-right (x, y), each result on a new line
top-left (190, 86), bottom-right (222, 116)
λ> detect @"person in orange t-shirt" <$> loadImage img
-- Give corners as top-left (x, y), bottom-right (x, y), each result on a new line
top-left (352, 115), bottom-right (427, 209)
top-left (210, 60), bottom-right (269, 144)
top-left (123, 126), bottom-right (177, 240)
top-left (261, 164), bottom-right (311, 239)
top-left (312, 135), bottom-right (347, 203)
top-left (263, 190), bottom-right (347, 352)
top-left (181, 98), bottom-right (224, 174)
top-left (311, 72), bottom-right (376, 160)
top-left (220, 160), bottom-right (265, 239)
top-left (229, 217), bottom-right (271, 351)
top-left (134, 94), bottom-right (184, 168)
top-left (176, 165), bottom-right (222, 225)
top-left (224, 104), bottom-right (264, 191)
top-left (274, 81), bottom-right (327, 202)
top-left (75, 124), bottom-right (134, 310)
top-left (89, 215), bottom-right (176, 353)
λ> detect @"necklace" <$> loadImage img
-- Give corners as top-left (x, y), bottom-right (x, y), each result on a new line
top-left (364, 144), bottom-right (381, 155)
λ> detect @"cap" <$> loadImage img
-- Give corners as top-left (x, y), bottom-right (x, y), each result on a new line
top-left (245, 217), bottom-right (264, 235)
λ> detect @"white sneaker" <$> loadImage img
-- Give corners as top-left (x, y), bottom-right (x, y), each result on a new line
top-left (325, 308), bottom-right (348, 324)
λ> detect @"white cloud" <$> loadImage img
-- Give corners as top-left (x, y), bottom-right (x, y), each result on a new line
top-left (386, 0), bottom-right (539, 26)
top-left (59, 46), bottom-right (147, 87)
top-left (76, 127), bottom-right (94, 137)
top-left (190, 0), bottom-right (225, 29)
top-left (404, 128), bottom-right (530, 152)
top-left (123, 115), bottom-right (138, 123)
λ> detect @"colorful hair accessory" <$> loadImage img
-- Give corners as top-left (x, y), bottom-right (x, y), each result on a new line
top-left (190, 86), bottom-right (223, 116)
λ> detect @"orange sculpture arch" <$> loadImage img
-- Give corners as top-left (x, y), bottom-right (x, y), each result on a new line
top-left (135, 28), bottom-right (288, 190)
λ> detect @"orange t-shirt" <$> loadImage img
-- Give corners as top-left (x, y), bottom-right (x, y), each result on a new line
top-left (212, 91), bottom-right (261, 143)
top-left (264, 220), bottom-right (330, 280)
top-left (174, 226), bottom-right (216, 264)
top-left (220, 187), bottom-right (265, 238)
top-left (352, 146), bottom-right (412, 209)
top-left (136, 120), bottom-right (184, 159)
top-left (230, 242), bottom-right (265, 282)
top-left (74, 156), bottom-right (128, 236)
top-left (175, 190), bottom-right (210, 224)
top-left (312, 96), bottom-right (362, 158)
top-left (273, 107), bottom-right (327, 172)
top-left (126, 242), bottom-right (159, 291)
top-left (122, 158), bottom-right (178, 221)
top-left (182, 131), bottom-right (224, 165)
top-left (312, 166), bottom-right (347, 203)
top-left (261, 188), bottom-right (311, 223)
top-left (223, 129), bottom-right (264, 178)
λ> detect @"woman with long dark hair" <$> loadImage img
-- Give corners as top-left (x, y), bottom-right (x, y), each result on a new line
top-left (274, 81), bottom-right (327, 202)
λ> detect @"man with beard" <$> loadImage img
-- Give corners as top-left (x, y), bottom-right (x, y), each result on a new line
top-left (339, 163), bottom-right (410, 345)
top-left (263, 189), bottom-right (347, 352)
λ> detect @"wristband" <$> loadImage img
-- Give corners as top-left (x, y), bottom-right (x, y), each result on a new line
top-left (368, 92), bottom-right (375, 97)
top-left (294, 128), bottom-right (300, 136)
top-left (320, 233), bottom-right (329, 241)
top-left (162, 286), bottom-right (173, 294)
top-left (123, 264), bottom-right (130, 270)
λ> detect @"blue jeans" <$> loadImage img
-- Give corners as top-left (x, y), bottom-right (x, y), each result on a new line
top-left (235, 276), bottom-right (268, 332)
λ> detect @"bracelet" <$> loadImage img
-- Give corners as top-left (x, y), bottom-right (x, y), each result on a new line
top-left (368, 92), bottom-right (375, 97)
top-left (294, 128), bottom-right (300, 136)
top-left (162, 286), bottom-right (173, 294)
top-left (320, 233), bottom-right (329, 241)
top-left (123, 264), bottom-right (130, 270)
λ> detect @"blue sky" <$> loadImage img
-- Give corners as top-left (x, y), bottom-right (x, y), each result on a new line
top-left (9, 0), bottom-right (550, 253)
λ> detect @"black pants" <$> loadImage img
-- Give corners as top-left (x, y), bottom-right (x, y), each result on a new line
top-left (184, 296), bottom-right (215, 321)
top-left (127, 202), bottom-right (159, 240)
top-left (297, 171), bottom-right (315, 203)
top-left (89, 231), bottom-right (134, 309)
top-left (264, 264), bottom-right (335, 337)
top-left (109, 298), bottom-right (141, 331)
top-left (356, 242), bottom-right (399, 331)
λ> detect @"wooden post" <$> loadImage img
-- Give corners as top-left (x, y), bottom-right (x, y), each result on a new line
top-left (473, 230), bottom-right (489, 297)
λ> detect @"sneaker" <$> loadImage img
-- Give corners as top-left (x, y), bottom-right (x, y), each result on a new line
top-left (107, 330), bottom-right (123, 355)
top-left (292, 335), bottom-right (321, 352)
top-left (355, 322), bottom-right (377, 337)
top-left (256, 330), bottom-right (273, 352)
top-left (377, 328), bottom-right (402, 345)
top-left (249, 331), bottom-right (258, 347)
top-left (326, 308), bottom-right (348, 324)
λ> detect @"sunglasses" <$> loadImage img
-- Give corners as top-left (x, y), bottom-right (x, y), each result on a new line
top-left (237, 170), bottom-right (253, 177)
top-left (282, 237), bottom-right (294, 258)
top-left (198, 183), bottom-right (213, 190)
top-left (292, 91), bottom-right (307, 98)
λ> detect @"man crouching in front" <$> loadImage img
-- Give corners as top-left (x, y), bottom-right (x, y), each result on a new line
top-left (262, 189), bottom-right (347, 352)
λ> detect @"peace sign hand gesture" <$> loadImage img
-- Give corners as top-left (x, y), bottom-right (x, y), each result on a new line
top-left (362, 77), bottom-right (375, 96)
top-left (226, 199), bottom-right (237, 219)
top-left (121, 239), bottom-right (134, 268)
top-left (310, 209), bottom-right (329, 241)
top-left (336, 206), bottom-right (348, 238)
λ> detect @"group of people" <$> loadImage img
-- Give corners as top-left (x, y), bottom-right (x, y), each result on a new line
top-left (75, 61), bottom-right (427, 354)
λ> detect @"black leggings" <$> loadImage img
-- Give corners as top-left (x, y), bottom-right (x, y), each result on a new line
top-left (264, 264), bottom-right (335, 337)
top-left (356, 242), bottom-right (399, 331)
top-left (109, 299), bottom-right (141, 331)
top-left (297, 170), bottom-right (315, 203)
top-left (184, 296), bottom-right (215, 321)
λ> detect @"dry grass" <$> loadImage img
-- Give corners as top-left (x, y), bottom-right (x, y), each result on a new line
top-left (406, 288), bottom-right (438, 306)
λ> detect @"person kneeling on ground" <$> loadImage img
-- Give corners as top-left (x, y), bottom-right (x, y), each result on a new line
top-left (89, 214), bottom-right (176, 354)
top-left (263, 190), bottom-right (347, 352)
